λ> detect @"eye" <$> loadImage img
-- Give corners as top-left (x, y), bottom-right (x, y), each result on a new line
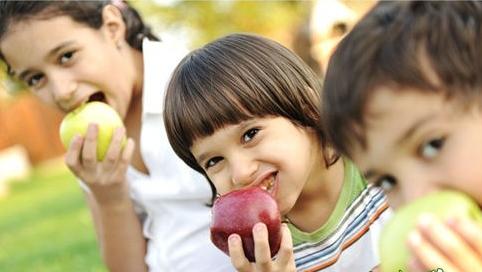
top-left (420, 137), bottom-right (445, 159)
top-left (59, 51), bottom-right (75, 64)
top-left (26, 73), bottom-right (44, 88)
top-left (242, 128), bottom-right (259, 143)
top-left (374, 175), bottom-right (397, 193)
top-left (205, 156), bottom-right (223, 170)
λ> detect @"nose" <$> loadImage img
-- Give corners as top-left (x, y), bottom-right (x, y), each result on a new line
top-left (48, 72), bottom-right (77, 109)
top-left (229, 153), bottom-right (258, 188)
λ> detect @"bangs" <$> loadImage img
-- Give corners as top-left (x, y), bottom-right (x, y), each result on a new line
top-left (165, 50), bottom-right (290, 149)
top-left (164, 33), bottom-right (324, 172)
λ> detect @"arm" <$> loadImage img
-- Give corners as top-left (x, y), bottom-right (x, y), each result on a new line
top-left (86, 184), bottom-right (147, 272)
top-left (65, 125), bottom-right (148, 271)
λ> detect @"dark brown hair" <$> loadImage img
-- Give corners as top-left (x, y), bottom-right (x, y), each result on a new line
top-left (0, 0), bottom-right (157, 58)
top-left (322, 1), bottom-right (482, 158)
top-left (164, 33), bottom-right (337, 199)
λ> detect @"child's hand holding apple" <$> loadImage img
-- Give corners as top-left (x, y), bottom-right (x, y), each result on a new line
top-left (379, 191), bottom-right (482, 272)
top-left (210, 187), bottom-right (296, 271)
top-left (59, 102), bottom-right (135, 203)
top-left (407, 214), bottom-right (482, 272)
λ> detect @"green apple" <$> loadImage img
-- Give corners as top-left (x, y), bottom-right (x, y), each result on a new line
top-left (59, 102), bottom-right (126, 161)
top-left (380, 190), bottom-right (482, 272)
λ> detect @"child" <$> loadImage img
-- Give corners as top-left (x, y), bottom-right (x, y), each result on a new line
top-left (322, 1), bottom-right (482, 271)
top-left (0, 1), bottom-right (232, 271)
top-left (163, 33), bottom-right (392, 271)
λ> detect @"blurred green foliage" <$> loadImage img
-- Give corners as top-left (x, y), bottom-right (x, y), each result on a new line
top-left (132, 0), bottom-right (312, 48)
top-left (0, 164), bottom-right (106, 271)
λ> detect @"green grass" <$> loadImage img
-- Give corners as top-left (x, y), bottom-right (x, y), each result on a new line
top-left (0, 162), bottom-right (107, 271)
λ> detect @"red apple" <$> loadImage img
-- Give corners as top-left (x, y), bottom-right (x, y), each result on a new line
top-left (210, 187), bottom-right (282, 262)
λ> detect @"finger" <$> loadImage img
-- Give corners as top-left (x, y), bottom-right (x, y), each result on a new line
top-left (64, 135), bottom-right (83, 173)
top-left (447, 216), bottom-right (482, 256)
top-left (275, 223), bottom-right (295, 268)
top-left (102, 127), bottom-right (126, 171)
top-left (81, 123), bottom-right (99, 170)
top-left (228, 234), bottom-right (252, 272)
top-left (408, 230), bottom-right (459, 272)
top-left (110, 138), bottom-right (135, 183)
top-left (418, 214), bottom-right (482, 271)
top-left (253, 223), bottom-right (272, 271)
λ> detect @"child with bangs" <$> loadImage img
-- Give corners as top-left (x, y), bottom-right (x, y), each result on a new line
top-left (322, 1), bottom-right (482, 271)
top-left (163, 33), bottom-right (392, 271)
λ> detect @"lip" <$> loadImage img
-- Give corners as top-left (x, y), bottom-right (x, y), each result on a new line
top-left (61, 90), bottom-right (108, 113)
top-left (62, 99), bottom-right (86, 113)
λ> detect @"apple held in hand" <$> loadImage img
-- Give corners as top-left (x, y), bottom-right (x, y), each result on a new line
top-left (59, 102), bottom-right (126, 161)
top-left (380, 190), bottom-right (482, 272)
top-left (210, 187), bottom-right (282, 262)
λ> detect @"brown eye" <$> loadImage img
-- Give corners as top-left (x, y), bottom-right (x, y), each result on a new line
top-left (242, 128), bottom-right (259, 143)
top-left (420, 137), bottom-right (445, 159)
top-left (205, 157), bottom-right (222, 169)
top-left (375, 175), bottom-right (397, 192)
top-left (26, 73), bottom-right (44, 87)
top-left (59, 51), bottom-right (75, 64)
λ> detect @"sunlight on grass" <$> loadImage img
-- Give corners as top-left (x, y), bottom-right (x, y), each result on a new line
top-left (0, 162), bottom-right (106, 271)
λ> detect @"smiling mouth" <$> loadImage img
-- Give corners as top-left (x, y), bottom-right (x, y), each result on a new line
top-left (88, 91), bottom-right (106, 103)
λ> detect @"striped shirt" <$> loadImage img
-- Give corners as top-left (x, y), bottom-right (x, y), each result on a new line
top-left (288, 159), bottom-right (392, 272)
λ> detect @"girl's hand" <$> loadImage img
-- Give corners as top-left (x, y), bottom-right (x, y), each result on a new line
top-left (228, 223), bottom-right (296, 272)
top-left (407, 214), bottom-right (482, 272)
top-left (64, 123), bottom-right (135, 204)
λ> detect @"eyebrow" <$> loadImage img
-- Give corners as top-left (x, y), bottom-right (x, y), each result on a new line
top-left (395, 113), bottom-right (437, 146)
top-left (14, 41), bottom-right (75, 80)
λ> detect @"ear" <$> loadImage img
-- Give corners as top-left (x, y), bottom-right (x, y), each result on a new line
top-left (101, 4), bottom-right (126, 46)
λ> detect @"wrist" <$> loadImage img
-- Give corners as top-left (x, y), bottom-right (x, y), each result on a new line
top-left (89, 182), bottom-right (132, 208)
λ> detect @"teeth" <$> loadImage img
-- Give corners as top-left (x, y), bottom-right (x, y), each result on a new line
top-left (267, 176), bottom-right (274, 191)
top-left (260, 175), bottom-right (275, 192)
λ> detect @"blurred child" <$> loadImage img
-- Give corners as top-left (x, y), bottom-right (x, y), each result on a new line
top-left (322, 1), bottom-right (482, 271)
top-left (0, 1), bottom-right (232, 271)
top-left (163, 33), bottom-right (391, 271)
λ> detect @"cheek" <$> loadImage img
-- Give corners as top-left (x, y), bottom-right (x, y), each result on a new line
top-left (447, 162), bottom-right (482, 205)
top-left (441, 138), bottom-right (482, 204)
top-left (209, 174), bottom-right (231, 196)
top-left (34, 90), bottom-right (57, 108)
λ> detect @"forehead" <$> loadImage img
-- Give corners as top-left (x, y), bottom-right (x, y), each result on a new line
top-left (1, 16), bottom-right (92, 69)
top-left (352, 87), bottom-right (449, 165)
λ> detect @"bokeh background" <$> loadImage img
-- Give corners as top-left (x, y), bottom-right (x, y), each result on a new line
top-left (0, 1), bottom-right (374, 270)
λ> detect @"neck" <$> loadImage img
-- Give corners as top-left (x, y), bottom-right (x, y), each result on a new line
top-left (286, 157), bottom-right (345, 232)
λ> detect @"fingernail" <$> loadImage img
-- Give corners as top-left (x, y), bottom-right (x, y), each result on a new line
top-left (229, 234), bottom-right (240, 245)
top-left (253, 222), bottom-right (265, 233)
top-left (446, 215), bottom-right (461, 226)
top-left (418, 213), bottom-right (434, 229)
top-left (88, 123), bottom-right (98, 131)
top-left (408, 230), bottom-right (422, 246)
